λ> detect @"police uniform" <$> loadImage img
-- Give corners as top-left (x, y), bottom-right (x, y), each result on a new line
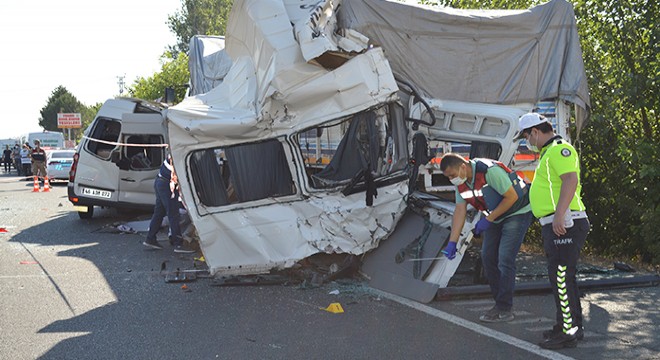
top-left (31, 146), bottom-right (47, 178)
top-left (530, 135), bottom-right (589, 337)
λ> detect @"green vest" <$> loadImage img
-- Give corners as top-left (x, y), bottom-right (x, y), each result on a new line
top-left (529, 137), bottom-right (587, 218)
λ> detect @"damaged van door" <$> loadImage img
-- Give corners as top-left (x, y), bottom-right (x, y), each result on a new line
top-left (112, 113), bottom-right (167, 205)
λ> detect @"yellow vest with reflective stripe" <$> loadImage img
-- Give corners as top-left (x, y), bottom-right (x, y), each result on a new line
top-left (529, 138), bottom-right (587, 218)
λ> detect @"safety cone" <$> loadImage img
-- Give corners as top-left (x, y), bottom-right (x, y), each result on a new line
top-left (32, 176), bottom-right (40, 192)
top-left (42, 176), bottom-right (50, 192)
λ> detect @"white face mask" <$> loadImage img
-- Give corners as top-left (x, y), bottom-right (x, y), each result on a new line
top-left (450, 166), bottom-right (467, 186)
top-left (524, 131), bottom-right (539, 152)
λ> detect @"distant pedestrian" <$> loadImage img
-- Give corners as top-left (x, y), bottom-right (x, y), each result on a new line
top-left (142, 153), bottom-right (195, 254)
top-left (12, 144), bottom-right (20, 174)
top-left (2, 145), bottom-right (11, 172)
top-left (20, 142), bottom-right (32, 177)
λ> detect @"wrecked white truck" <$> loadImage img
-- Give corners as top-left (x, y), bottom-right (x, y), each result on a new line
top-left (166, 0), bottom-right (590, 301)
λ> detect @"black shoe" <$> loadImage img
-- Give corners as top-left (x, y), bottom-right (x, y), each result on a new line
top-left (173, 243), bottom-right (195, 254)
top-left (142, 240), bottom-right (163, 250)
top-left (543, 325), bottom-right (584, 340)
top-left (539, 332), bottom-right (578, 349)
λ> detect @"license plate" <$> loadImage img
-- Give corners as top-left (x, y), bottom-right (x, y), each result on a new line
top-left (81, 187), bottom-right (112, 199)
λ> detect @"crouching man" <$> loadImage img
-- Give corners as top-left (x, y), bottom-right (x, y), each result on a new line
top-left (440, 153), bottom-right (533, 322)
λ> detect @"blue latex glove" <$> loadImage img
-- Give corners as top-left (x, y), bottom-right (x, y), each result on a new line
top-left (441, 241), bottom-right (457, 260)
top-left (473, 217), bottom-right (492, 236)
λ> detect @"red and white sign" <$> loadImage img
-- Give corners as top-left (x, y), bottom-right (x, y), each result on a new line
top-left (57, 113), bottom-right (82, 129)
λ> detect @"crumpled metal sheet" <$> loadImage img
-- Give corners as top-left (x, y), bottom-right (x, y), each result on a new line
top-left (166, 0), bottom-right (405, 276)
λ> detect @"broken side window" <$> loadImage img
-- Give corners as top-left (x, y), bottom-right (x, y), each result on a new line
top-left (122, 134), bottom-right (164, 170)
top-left (296, 103), bottom-right (408, 189)
top-left (189, 138), bottom-right (296, 207)
top-left (86, 118), bottom-right (121, 159)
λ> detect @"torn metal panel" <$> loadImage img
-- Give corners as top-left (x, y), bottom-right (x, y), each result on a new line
top-left (167, 0), bottom-right (405, 277)
top-left (192, 182), bottom-right (407, 276)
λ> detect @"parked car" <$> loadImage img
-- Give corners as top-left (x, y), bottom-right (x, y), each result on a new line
top-left (47, 149), bottom-right (76, 181)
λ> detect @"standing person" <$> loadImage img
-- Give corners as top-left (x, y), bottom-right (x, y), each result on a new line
top-left (20, 142), bottom-right (32, 177)
top-left (30, 139), bottom-right (48, 183)
top-left (440, 153), bottom-right (533, 322)
top-left (12, 144), bottom-right (21, 174)
top-left (514, 113), bottom-right (589, 350)
top-left (2, 145), bottom-right (11, 172)
top-left (142, 153), bottom-right (195, 253)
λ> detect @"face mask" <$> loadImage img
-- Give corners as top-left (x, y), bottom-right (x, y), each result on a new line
top-left (524, 131), bottom-right (539, 152)
top-left (450, 166), bottom-right (467, 186)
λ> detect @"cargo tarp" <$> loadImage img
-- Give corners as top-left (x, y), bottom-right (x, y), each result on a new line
top-left (338, 0), bottom-right (590, 132)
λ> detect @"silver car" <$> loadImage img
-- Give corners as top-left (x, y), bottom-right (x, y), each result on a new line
top-left (47, 149), bottom-right (76, 181)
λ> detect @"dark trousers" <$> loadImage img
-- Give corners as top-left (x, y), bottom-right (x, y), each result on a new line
top-left (542, 218), bottom-right (590, 333)
top-left (146, 177), bottom-right (183, 246)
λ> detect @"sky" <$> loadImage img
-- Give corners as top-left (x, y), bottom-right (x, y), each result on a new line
top-left (0, 0), bottom-right (182, 139)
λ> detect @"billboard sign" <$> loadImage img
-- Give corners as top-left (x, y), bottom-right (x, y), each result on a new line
top-left (57, 113), bottom-right (82, 129)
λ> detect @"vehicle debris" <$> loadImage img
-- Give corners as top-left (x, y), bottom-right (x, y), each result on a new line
top-left (165, 0), bottom-right (590, 300)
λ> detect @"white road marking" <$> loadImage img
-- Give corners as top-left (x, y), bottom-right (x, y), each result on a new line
top-left (372, 289), bottom-right (575, 360)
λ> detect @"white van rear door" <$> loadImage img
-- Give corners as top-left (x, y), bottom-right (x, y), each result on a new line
top-left (75, 118), bottom-right (122, 202)
top-left (117, 113), bottom-right (167, 205)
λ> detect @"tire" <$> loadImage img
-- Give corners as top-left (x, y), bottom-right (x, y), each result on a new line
top-left (78, 206), bottom-right (94, 219)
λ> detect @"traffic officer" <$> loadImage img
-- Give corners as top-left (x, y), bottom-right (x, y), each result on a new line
top-left (440, 153), bottom-right (533, 323)
top-left (514, 113), bottom-right (590, 350)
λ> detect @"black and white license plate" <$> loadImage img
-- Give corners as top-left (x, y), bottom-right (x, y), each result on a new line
top-left (81, 187), bottom-right (112, 199)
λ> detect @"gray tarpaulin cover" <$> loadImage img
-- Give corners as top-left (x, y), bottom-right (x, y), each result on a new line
top-left (338, 0), bottom-right (590, 132)
top-left (188, 35), bottom-right (232, 96)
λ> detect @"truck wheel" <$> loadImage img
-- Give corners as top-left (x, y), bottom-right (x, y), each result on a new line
top-left (78, 206), bottom-right (94, 219)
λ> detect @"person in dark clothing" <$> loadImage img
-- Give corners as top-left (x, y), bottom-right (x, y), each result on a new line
top-left (2, 145), bottom-right (12, 172)
top-left (142, 154), bottom-right (195, 254)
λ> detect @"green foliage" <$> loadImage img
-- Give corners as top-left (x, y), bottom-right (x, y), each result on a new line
top-left (128, 52), bottom-right (190, 104)
top-left (38, 87), bottom-right (105, 143)
top-left (575, 0), bottom-right (660, 263)
top-left (38, 86), bottom-right (84, 131)
top-left (167, 0), bottom-right (233, 54)
top-left (422, 0), bottom-right (541, 9)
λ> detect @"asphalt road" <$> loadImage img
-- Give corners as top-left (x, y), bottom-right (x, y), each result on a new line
top-left (1, 172), bottom-right (658, 360)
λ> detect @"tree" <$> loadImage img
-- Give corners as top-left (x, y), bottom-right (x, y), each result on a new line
top-left (167, 0), bottom-right (233, 55)
top-left (38, 86), bottom-right (84, 132)
top-left (574, 0), bottom-right (659, 263)
top-left (426, 0), bottom-right (660, 263)
top-left (128, 52), bottom-right (190, 104)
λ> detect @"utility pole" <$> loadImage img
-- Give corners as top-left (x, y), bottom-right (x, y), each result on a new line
top-left (116, 74), bottom-right (126, 95)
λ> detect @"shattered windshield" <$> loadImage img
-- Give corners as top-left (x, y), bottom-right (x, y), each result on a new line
top-left (296, 103), bottom-right (408, 189)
